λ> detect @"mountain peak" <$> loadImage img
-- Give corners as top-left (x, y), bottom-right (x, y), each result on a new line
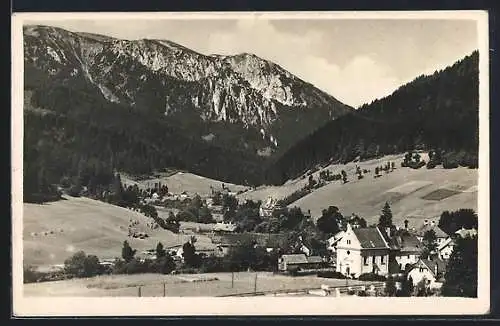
top-left (24, 25), bottom-right (352, 158)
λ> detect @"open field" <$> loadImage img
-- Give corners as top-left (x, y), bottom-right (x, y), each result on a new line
top-left (23, 272), bottom-right (371, 297)
top-left (288, 156), bottom-right (478, 226)
top-left (121, 171), bottom-right (248, 197)
top-left (23, 154), bottom-right (478, 268)
top-left (234, 153), bottom-right (477, 227)
top-left (23, 197), bottom-right (214, 268)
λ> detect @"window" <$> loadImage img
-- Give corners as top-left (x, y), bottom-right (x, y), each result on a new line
top-left (347, 250), bottom-right (350, 255)
top-left (408, 255), bottom-right (410, 259)
top-left (347, 239), bottom-right (351, 245)
top-left (381, 256), bottom-right (385, 264)
top-left (419, 267), bottom-right (424, 273)
top-left (372, 256), bottom-right (375, 264)
top-left (364, 256), bottom-right (369, 265)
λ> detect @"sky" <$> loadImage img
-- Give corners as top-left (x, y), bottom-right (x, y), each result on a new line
top-left (25, 16), bottom-right (479, 108)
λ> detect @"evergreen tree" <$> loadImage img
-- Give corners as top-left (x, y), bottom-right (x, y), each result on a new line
top-left (182, 237), bottom-right (199, 268)
top-left (378, 202), bottom-right (393, 228)
top-left (156, 242), bottom-right (166, 258)
top-left (121, 241), bottom-right (136, 263)
top-left (422, 229), bottom-right (438, 259)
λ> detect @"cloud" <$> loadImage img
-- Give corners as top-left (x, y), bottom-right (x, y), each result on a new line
top-left (205, 18), bottom-right (402, 108)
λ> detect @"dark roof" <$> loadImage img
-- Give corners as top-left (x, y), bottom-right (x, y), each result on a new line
top-left (421, 258), bottom-right (448, 277)
top-left (415, 224), bottom-right (448, 238)
top-left (353, 227), bottom-right (389, 249)
top-left (412, 258), bottom-right (448, 277)
top-left (209, 232), bottom-right (288, 248)
top-left (306, 256), bottom-right (323, 264)
top-left (389, 232), bottom-right (422, 253)
top-left (281, 254), bottom-right (308, 264)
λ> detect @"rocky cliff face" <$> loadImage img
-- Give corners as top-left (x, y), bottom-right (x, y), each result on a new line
top-left (24, 25), bottom-right (352, 156)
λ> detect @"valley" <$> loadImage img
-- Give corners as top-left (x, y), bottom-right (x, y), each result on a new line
top-left (19, 21), bottom-right (482, 300)
top-left (23, 153), bottom-right (478, 269)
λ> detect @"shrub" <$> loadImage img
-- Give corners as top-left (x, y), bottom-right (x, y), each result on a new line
top-left (151, 255), bottom-right (176, 274)
top-left (23, 266), bottom-right (43, 283)
top-left (64, 251), bottom-right (101, 278)
top-left (67, 183), bottom-right (83, 197)
top-left (442, 152), bottom-right (459, 169)
top-left (358, 273), bottom-right (387, 281)
top-left (199, 255), bottom-right (226, 273)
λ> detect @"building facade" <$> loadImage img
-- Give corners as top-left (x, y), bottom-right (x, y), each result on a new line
top-left (335, 224), bottom-right (390, 278)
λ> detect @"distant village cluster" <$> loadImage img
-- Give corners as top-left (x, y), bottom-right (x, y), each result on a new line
top-left (26, 157), bottom-right (478, 298)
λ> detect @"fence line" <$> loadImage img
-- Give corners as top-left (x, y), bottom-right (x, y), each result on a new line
top-left (131, 281), bottom-right (385, 297)
top-left (216, 282), bottom-right (385, 297)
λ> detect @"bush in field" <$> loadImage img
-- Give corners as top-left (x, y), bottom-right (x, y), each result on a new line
top-left (64, 251), bottom-right (101, 278)
top-left (153, 255), bottom-right (176, 274)
top-left (199, 255), bottom-right (226, 273)
top-left (23, 266), bottom-right (43, 283)
top-left (442, 153), bottom-right (460, 169)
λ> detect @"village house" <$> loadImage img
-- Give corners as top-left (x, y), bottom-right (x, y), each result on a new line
top-left (259, 197), bottom-right (285, 218)
top-left (436, 227), bottom-right (477, 260)
top-left (336, 224), bottom-right (390, 278)
top-left (407, 257), bottom-right (448, 289)
top-left (327, 230), bottom-right (346, 253)
top-left (208, 233), bottom-right (289, 255)
top-left (387, 232), bottom-right (422, 272)
top-left (455, 227), bottom-right (478, 239)
top-left (437, 237), bottom-right (455, 260)
top-left (213, 222), bottom-right (238, 233)
top-left (209, 204), bottom-right (225, 222)
top-left (278, 254), bottom-right (325, 272)
top-left (414, 220), bottom-right (449, 245)
top-left (166, 242), bottom-right (223, 261)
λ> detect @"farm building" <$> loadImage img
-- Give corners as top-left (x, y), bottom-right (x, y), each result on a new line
top-left (277, 254), bottom-right (325, 272)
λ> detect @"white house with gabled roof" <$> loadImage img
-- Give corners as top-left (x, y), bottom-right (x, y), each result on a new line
top-left (335, 224), bottom-right (391, 278)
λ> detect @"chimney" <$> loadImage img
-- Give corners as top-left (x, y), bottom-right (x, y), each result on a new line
top-left (431, 221), bottom-right (436, 227)
top-left (385, 227), bottom-right (391, 237)
top-left (434, 264), bottom-right (438, 276)
top-left (404, 220), bottom-right (409, 229)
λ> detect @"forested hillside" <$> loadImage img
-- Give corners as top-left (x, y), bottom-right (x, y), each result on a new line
top-left (264, 51), bottom-right (479, 184)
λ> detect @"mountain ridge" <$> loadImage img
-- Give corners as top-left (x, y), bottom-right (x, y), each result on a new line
top-left (263, 50), bottom-right (479, 184)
